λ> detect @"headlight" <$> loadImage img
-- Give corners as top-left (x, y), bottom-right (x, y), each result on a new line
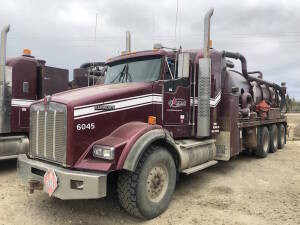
top-left (93, 145), bottom-right (115, 160)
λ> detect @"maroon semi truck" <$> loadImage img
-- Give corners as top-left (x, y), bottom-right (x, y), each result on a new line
top-left (0, 25), bottom-right (104, 160)
top-left (18, 9), bottom-right (287, 219)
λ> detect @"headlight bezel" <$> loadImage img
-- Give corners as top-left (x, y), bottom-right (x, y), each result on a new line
top-left (92, 145), bottom-right (115, 160)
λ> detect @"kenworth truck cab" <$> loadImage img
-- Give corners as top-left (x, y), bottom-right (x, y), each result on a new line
top-left (18, 9), bottom-right (287, 219)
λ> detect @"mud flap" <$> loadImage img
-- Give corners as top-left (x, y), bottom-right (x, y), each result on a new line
top-left (215, 131), bottom-right (231, 161)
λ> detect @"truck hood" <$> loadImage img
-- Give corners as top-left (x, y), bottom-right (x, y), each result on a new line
top-left (49, 82), bottom-right (155, 167)
top-left (50, 82), bottom-right (153, 108)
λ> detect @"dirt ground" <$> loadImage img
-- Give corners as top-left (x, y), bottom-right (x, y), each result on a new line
top-left (287, 113), bottom-right (300, 138)
top-left (0, 116), bottom-right (300, 225)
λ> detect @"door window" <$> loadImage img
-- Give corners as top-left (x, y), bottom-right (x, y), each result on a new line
top-left (165, 58), bottom-right (176, 80)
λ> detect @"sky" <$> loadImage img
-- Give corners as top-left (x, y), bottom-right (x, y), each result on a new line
top-left (0, 0), bottom-right (299, 99)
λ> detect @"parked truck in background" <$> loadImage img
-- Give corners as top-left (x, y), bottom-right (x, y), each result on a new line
top-left (18, 8), bottom-right (287, 219)
top-left (0, 25), bottom-right (105, 160)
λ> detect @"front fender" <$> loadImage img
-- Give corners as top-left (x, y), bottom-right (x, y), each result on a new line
top-left (114, 122), bottom-right (166, 170)
top-left (74, 121), bottom-right (180, 172)
top-left (74, 121), bottom-right (163, 172)
top-left (120, 129), bottom-right (166, 171)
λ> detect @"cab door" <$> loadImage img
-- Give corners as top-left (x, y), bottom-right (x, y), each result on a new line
top-left (163, 55), bottom-right (191, 137)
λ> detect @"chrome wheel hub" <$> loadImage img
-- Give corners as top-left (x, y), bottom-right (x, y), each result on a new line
top-left (146, 165), bottom-right (169, 203)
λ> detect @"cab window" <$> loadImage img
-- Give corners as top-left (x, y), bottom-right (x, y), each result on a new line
top-left (164, 58), bottom-right (176, 80)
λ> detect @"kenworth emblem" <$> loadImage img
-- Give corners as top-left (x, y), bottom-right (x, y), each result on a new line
top-left (44, 95), bottom-right (51, 110)
top-left (168, 97), bottom-right (187, 108)
top-left (44, 95), bottom-right (51, 105)
top-left (94, 104), bottom-right (115, 111)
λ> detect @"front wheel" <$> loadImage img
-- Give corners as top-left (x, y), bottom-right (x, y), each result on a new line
top-left (117, 146), bottom-right (176, 219)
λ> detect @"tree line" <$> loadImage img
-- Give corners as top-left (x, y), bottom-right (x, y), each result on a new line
top-left (286, 94), bottom-right (300, 112)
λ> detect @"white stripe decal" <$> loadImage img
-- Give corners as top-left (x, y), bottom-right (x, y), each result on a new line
top-left (75, 102), bottom-right (161, 120)
top-left (11, 99), bottom-right (35, 107)
top-left (210, 91), bottom-right (222, 107)
top-left (74, 93), bottom-right (162, 110)
top-left (74, 94), bottom-right (163, 119)
top-left (74, 92), bottom-right (222, 119)
top-left (190, 91), bottom-right (222, 107)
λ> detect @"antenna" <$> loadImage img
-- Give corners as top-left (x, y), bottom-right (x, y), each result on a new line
top-left (174, 0), bottom-right (179, 47)
top-left (91, 13), bottom-right (99, 86)
top-left (94, 13), bottom-right (98, 41)
top-left (179, 0), bottom-right (182, 47)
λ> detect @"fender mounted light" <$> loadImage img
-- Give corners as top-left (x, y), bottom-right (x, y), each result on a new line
top-left (93, 145), bottom-right (115, 160)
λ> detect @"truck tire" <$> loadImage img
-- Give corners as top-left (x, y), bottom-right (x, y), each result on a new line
top-left (269, 124), bottom-right (278, 153)
top-left (254, 126), bottom-right (270, 158)
top-left (278, 124), bottom-right (286, 149)
top-left (117, 146), bottom-right (176, 219)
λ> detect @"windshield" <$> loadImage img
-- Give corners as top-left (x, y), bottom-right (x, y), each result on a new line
top-left (105, 57), bottom-right (162, 84)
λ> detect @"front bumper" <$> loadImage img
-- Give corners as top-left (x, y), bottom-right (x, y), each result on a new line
top-left (17, 154), bottom-right (107, 200)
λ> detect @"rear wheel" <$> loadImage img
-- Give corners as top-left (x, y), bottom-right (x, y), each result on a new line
top-left (269, 125), bottom-right (278, 153)
top-left (254, 126), bottom-right (270, 158)
top-left (278, 124), bottom-right (286, 149)
top-left (117, 146), bottom-right (176, 219)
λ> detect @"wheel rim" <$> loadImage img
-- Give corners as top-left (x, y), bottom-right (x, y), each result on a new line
top-left (263, 132), bottom-right (269, 152)
top-left (146, 164), bottom-right (169, 203)
top-left (273, 128), bottom-right (278, 148)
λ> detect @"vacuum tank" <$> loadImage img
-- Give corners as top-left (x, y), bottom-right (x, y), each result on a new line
top-left (222, 51), bottom-right (286, 118)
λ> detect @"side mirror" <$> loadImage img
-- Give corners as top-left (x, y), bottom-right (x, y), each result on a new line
top-left (178, 53), bottom-right (190, 78)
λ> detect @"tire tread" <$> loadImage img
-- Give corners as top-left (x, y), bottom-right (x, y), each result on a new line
top-left (278, 124), bottom-right (286, 149)
top-left (254, 126), bottom-right (269, 158)
top-left (117, 147), bottom-right (153, 218)
top-left (269, 124), bottom-right (278, 153)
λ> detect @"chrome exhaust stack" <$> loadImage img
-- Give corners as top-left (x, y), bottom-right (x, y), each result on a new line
top-left (0, 25), bottom-right (12, 133)
top-left (197, 8), bottom-right (214, 137)
top-left (0, 25), bottom-right (29, 159)
top-left (0, 25), bottom-right (9, 67)
top-left (125, 31), bottom-right (131, 53)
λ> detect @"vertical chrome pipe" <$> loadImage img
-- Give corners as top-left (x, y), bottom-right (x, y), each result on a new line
top-left (197, 8), bottom-right (214, 137)
top-left (0, 25), bottom-right (10, 67)
top-left (203, 8), bottom-right (214, 58)
top-left (0, 25), bottom-right (11, 133)
top-left (126, 31), bottom-right (131, 52)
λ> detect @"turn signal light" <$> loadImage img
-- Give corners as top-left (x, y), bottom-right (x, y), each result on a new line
top-left (148, 116), bottom-right (156, 125)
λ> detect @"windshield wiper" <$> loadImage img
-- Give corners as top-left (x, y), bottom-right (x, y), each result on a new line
top-left (122, 64), bottom-right (133, 83)
top-left (111, 64), bottom-right (127, 83)
top-left (111, 64), bottom-right (132, 83)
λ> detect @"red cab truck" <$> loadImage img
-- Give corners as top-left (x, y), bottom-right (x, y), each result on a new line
top-left (0, 25), bottom-right (104, 160)
top-left (18, 9), bottom-right (287, 219)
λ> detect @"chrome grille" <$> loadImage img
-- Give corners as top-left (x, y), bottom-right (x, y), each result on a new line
top-left (29, 102), bottom-right (67, 166)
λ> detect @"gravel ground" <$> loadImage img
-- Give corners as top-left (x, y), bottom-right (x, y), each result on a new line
top-left (0, 140), bottom-right (299, 225)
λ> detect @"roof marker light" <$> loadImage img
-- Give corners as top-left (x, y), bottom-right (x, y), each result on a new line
top-left (23, 49), bottom-right (31, 55)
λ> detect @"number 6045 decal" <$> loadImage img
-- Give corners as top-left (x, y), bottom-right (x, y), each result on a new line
top-left (76, 123), bottom-right (95, 131)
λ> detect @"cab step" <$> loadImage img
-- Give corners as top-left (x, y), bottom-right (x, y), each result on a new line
top-left (181, 160), bottom-right (218, 175)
